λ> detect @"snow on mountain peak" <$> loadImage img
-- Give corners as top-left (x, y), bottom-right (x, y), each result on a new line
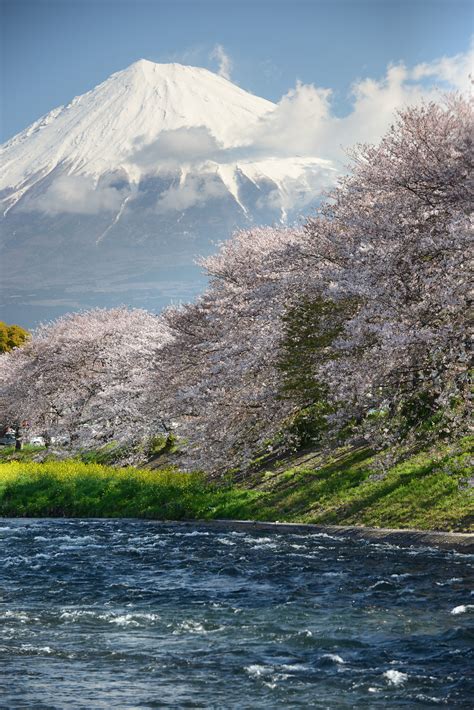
top-left (0, 59), bottom-right (337, 227)
top-left (0, 60), bottom-right (275, 196)
top-left (1, 59), bottom-right (338, 327)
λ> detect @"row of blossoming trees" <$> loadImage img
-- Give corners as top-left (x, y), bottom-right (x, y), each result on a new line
top-left (0, 95), bottom-right (471, 475)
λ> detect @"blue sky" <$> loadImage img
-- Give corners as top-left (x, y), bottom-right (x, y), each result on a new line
top-left (1, 0), bottom-right (472, 142)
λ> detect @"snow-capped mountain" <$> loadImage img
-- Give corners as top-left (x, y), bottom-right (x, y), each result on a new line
top-left (0, 60), bottom-right (334, 326)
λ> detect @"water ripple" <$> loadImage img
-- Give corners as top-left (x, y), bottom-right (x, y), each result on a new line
top-left (0, 519), bottom-right (472, 708)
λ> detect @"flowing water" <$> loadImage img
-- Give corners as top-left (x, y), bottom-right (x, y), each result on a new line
top-left (0, 519), bottom-right (472, 709)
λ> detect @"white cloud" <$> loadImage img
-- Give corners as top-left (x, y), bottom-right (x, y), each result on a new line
top-left (245, 81), bottom-right (333, 158)
top-left (411, 46), bottom-right (473, 92)
top-left (20, 46), bottom-right (473, 215)
top-left (20, 175), bottom-right (126, 215)
top-left (132, 127), bottom-right (222, 169)
top-left (156, 173), bottom-right (227, 213)
top-left (210, 44), bottom-right (232, 81)
top-left (246, 46), bottom-right (473, 166)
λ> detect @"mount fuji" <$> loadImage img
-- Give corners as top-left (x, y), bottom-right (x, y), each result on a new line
top-left (0, 60), bottom-right (334, 326)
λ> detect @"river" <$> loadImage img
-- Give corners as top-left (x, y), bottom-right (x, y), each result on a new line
top-left (0, 519), bottom-right (472, 708)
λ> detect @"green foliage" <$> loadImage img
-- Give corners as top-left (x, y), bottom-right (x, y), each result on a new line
top-left (0, 321), bottom-right (30, 353)
top-left (79, 442), bottom-right (133, 465)
top-left (397, 388), bottom-right (439, 430)
top-left (75, 435), bottom-right (180, 467)
top-left (0, 444), bottom-right (46, 463)
top-left (76, 435), bottom-right (179, 466)
top-left (147, 433), bottom-right (179, 456)
top-left (279, 296), bottom-right (346, 399)
top-left (286, 402), bottom-right (330, 448)
top-left (244, 436), bottom-right (474, 532)
top-left (0, 438), bottom-right (471, 530)
top-left (277, 296), bottom-right (356, 446)
top-left (393, 385), bottom-right (463, 443)
top-left (0, 460), bottom-right (259, 519)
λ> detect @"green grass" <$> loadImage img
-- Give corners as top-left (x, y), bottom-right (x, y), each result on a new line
top-left (0, 460), bottom-right (259, 519)
top-left (0, 444), bottom-right (47, 462)
top-left (0, 437), bottom-right (472, 531)
top-left (243, 436), bottom-right (474, 532)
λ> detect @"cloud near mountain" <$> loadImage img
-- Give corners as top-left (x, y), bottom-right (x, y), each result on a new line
top-left (0, 48), bottom-right (471, 326)
top-left (19, 175), bottom-right (128, 216)
top-left (132, 126), bottom-right (223, 169)
top-left (9, 46), bottom-right (472, 217)
top-left (249, 45), bottom-right (472, 165)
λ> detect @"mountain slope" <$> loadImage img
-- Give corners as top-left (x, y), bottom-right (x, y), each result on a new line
top-left (1, 60), bottom-right (276, 205)
top-left (0, 60), bottom-right (334, 326)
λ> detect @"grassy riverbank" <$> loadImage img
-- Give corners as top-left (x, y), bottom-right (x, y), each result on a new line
top-left (0, 437), bottom-right (472, 531)
top-left (0, 461), bottom-right (257, 519)
top-left (245, 437), bottom-right (473, 532)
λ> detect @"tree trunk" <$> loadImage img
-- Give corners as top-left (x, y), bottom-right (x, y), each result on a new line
top-left (14, 424), bottom-right (22, 451)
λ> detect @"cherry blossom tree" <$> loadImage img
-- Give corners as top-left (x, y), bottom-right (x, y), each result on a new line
top-left (162, 94), bottom-right (472, 472)
top-left (1, 95), bottom-right (469, 474)
top-left (303, 94), bottom-right (473, 448)
top-left (0, 307), bottom-right (170, 450)
top-left (155, 226), bottom-right (316, 473)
